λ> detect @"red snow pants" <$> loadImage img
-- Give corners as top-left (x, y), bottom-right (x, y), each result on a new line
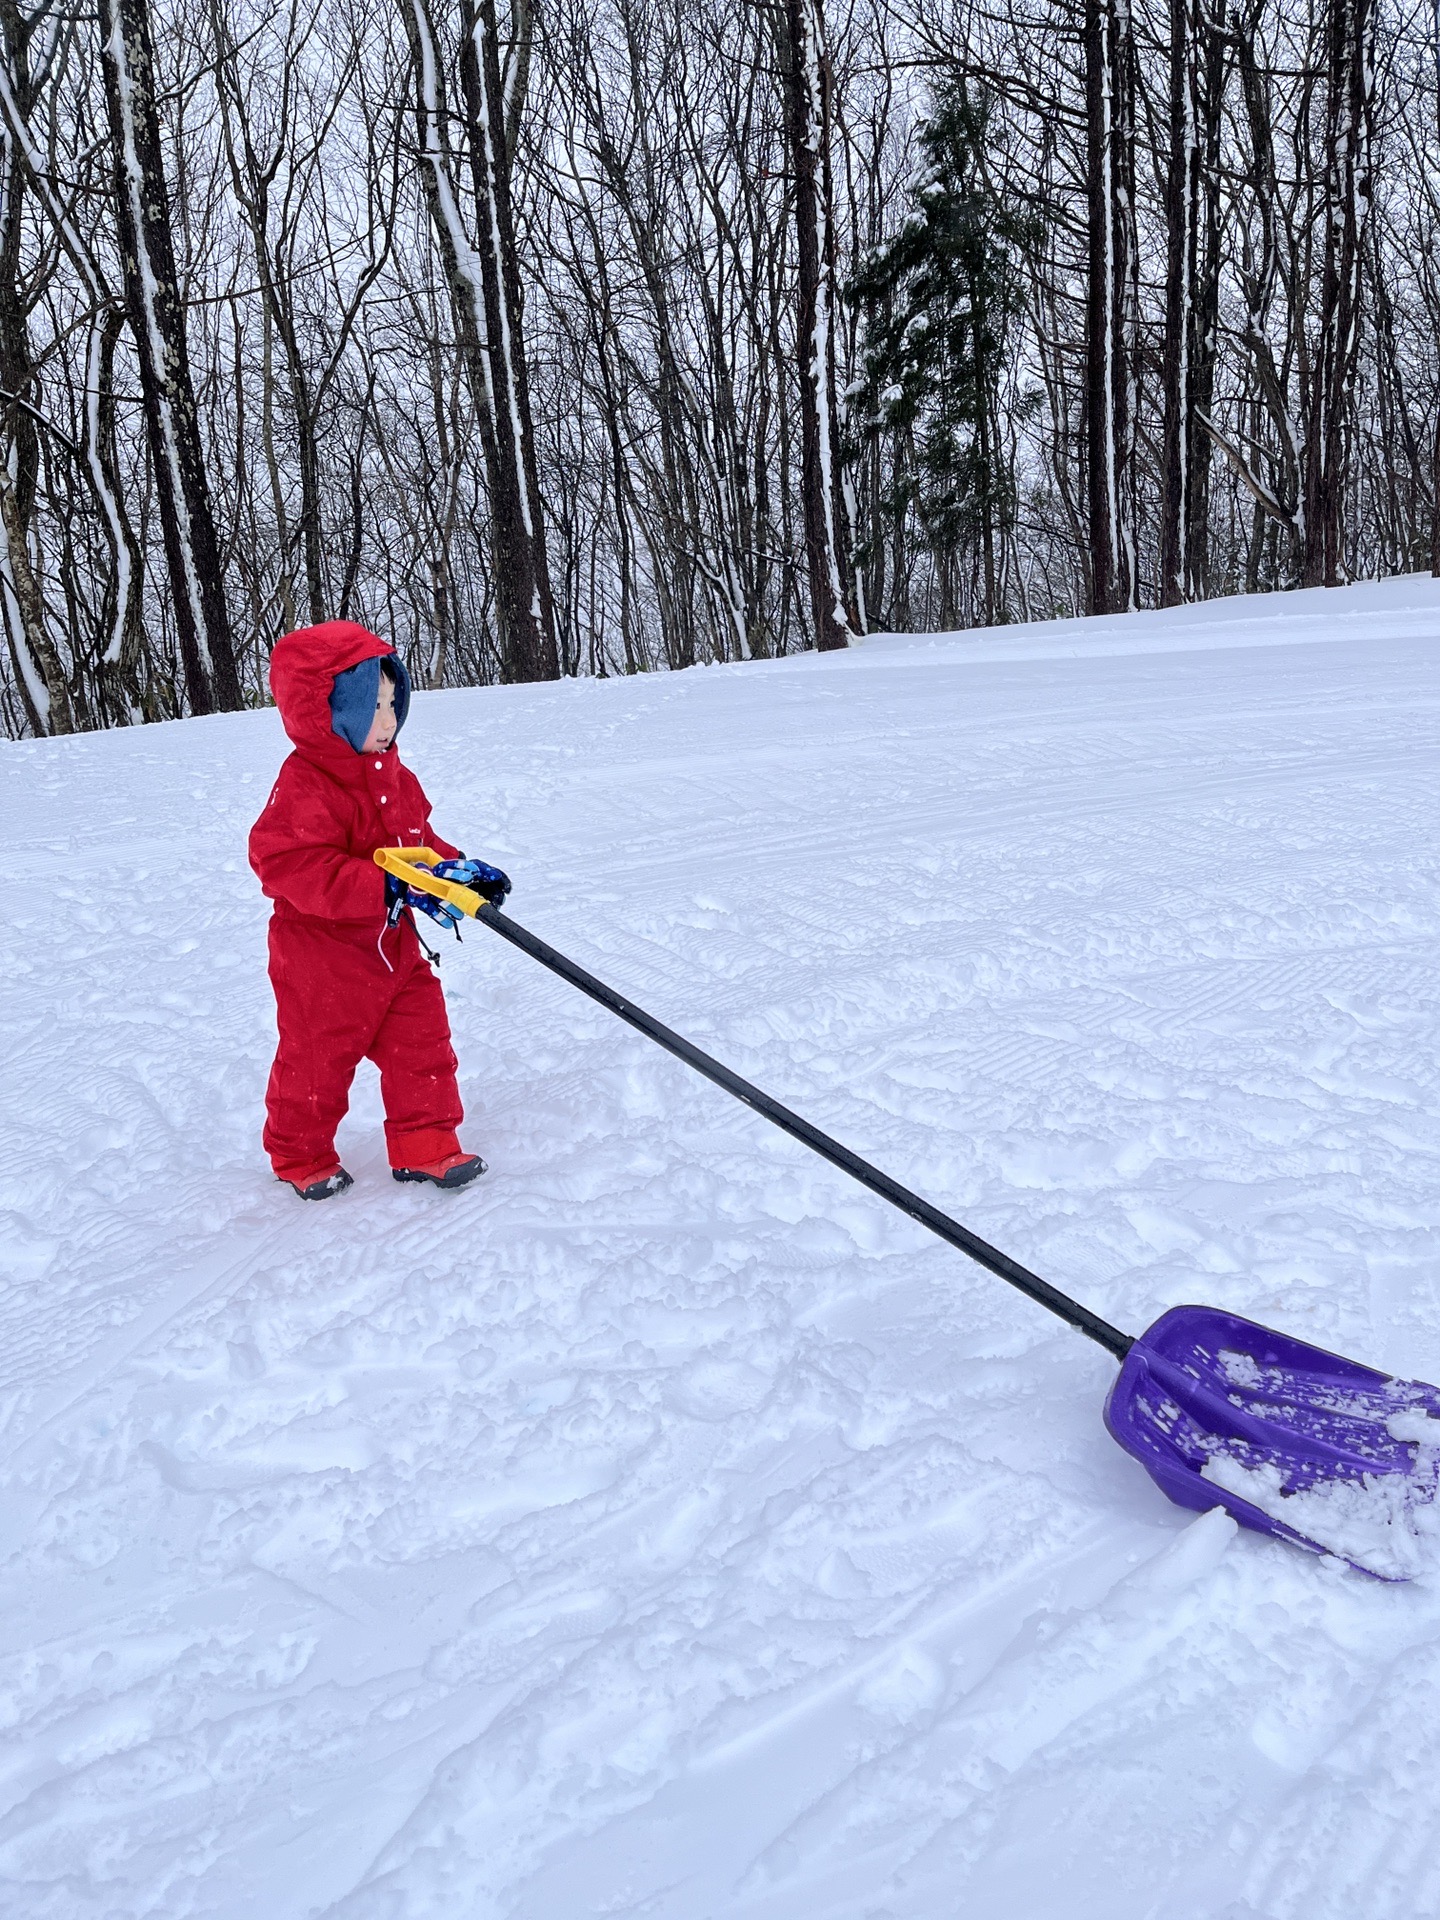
top-left (263, 915), bottom-right (462, 1186)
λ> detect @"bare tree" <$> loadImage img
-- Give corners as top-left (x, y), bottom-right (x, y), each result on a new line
top-left (403, 0), bottom-right (557, 682)
top-left (1159, 0), bottom-right (1219, 604)
top-left (211, 0), bottom-right (398, 630)
top-left (777, 0), bottom-right (856, 649)
top-left (99, 0), bottom-right (241, 711)
top-left (1085, 0), bottom-right (1137, 613)
top-left (0, 2), bottom-right (73, 732)
top-left (1303, 0), bottom-right (1375, 584)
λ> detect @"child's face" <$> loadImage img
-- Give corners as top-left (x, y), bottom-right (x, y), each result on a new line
top-left (361, 673), bottom-right (398, 755)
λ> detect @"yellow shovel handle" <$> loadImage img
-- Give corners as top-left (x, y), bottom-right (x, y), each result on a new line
top-left (373, 846), bottom-right (487, 917)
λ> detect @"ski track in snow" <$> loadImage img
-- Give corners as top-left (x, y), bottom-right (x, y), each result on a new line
top-left (4, 577), bottom-right (1440, 1916)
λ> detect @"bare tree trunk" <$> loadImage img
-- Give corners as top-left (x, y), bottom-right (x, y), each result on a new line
top-left (1186, 19), bottom-right (1225, 597)
top-left (403, 0), bottom-right (504, 623)
top-left (779, 0), bottom-right (855, 651)
top-left (0, 18), bottom-right (151, 724)
top-left (1160, 0), bottom-right (1200, 607)
top-left (1085, 0), bottom-right (1137, 615)
top-left (1158, 0), bottom-right (1223, 603)
top-left (459, 0), bottom-right (558, 680)
top-left (1303, 0), bottom-right (1374, 587)
top-left (0, 5), bottom-right (71, 732)
top-left (0, 466), bottom-right (69, 722)
top-left (0, 480), bottom-right (70, 734)
top-left (86, 308), bottom-right (147, 720)
top-left (404, 0), bottom-right (557, 682)
top-left (1210, 5), bottom-right (1304, 573)
top-left (99, 0), bottom-right (241, 712)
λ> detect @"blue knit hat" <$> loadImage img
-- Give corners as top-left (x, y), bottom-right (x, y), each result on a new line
top-left (329, 654), bottom-right (411, 751)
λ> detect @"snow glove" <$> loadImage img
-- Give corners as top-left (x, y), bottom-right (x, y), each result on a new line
top-left (385, 869), bottom-right (464, 934)
top-left (433, 857), bottom-right (512, 908)
top-left (383, 857), bottom-right (510, 933)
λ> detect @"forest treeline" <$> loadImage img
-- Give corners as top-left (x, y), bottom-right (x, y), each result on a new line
top-left (0, 0), bottom-right (1432, 735)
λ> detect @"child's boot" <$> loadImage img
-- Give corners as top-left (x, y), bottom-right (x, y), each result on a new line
top-left (392, 1152), bottom-right (486, 1190)
top-left (287, 1167), bottom-right (355, 1202)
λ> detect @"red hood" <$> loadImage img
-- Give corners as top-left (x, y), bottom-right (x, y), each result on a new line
top-left (269, 621), bottom-right (396, 771)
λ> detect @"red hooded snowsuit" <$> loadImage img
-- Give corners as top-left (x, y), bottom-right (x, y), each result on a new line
top-left (249, 621), bottom-right (464, 1187)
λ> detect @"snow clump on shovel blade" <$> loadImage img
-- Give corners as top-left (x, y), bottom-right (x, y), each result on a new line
top-left (1200, 1444), bottom-right (1440, 1582)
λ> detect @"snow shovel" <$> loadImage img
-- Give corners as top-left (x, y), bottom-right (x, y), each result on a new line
top-left (376, 848), bottom-right (1440, 1580)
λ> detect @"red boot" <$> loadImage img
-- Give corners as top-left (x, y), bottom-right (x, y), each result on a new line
top-left (392, 1152), bottom-right (487, 1190)
top-left (286, 1167), bottom-right (354, 1202)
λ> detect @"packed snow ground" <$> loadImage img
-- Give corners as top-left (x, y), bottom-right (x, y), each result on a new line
top-left (6, 577), bottom-right (1440, 1917)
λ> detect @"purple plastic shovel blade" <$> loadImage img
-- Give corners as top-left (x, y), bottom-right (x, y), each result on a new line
top-left (1104, 1305), bottom-right (1440, 1579)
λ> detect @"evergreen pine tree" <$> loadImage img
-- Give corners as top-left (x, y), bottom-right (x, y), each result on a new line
top-left (849, 84), bottom-right (1038, 628)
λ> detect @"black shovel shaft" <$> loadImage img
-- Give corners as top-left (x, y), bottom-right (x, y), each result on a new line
top-left (476, 906), bottom-right (1134, 1362)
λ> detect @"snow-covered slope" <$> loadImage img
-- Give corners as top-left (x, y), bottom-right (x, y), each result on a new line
top-left (5, 575), bottom-right (1440, 1918)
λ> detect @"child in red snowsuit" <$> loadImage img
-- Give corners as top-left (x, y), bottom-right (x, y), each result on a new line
top-left (249, 620), bottom-right (497, 1200)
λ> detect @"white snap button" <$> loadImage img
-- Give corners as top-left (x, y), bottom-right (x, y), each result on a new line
top-left (380, 795), bottom-right (388, 804)
top-left (374, 759), bottom-right (382, 769)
